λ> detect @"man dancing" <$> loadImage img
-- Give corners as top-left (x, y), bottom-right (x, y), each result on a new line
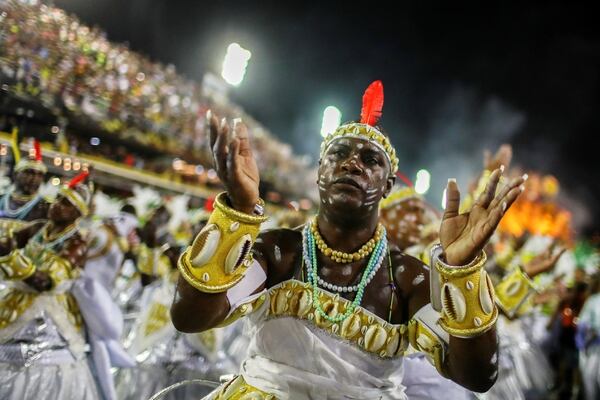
top-left (171, 81), bottom-right (526, 399)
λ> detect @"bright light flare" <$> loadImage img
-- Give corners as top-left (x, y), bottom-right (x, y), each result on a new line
top-left (221, 43), bottom-right (252, 86)
top-left (415, 169), bottom-right (431, 194)
top-left (320, 106), bottom-right (342, 137)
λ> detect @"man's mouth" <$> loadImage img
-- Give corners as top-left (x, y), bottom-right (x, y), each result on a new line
top-left (333, 177), bottom-right (362, 190)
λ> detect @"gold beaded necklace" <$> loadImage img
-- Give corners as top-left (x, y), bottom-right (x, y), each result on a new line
top-left (310, 217), bottom-right (384, 263)
top-left (11, 191), bottom-right (36, 202)
top-left (42, 222), bottom-right (78, 243)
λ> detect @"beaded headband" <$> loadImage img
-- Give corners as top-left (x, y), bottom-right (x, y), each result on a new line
top-left (59, 172), bottom-right (91, 217)
top-left (14, 139), bottom-right (47, 174)
top-left (319, 81), bottom-right (399, 174)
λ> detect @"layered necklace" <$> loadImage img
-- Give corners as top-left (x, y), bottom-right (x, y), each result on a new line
top-left (31, 221), bottom-right (81, 251)
top-left (303, 219), bottom-right (388, 323)
top-left (1, 188), bottom-right (41, 219)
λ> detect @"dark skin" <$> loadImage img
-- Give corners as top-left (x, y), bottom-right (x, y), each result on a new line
top-left (139, 206), bottom-right (171, 286)
top-left (0, 195), bottom-right (86, 291)
top-left (171, 112), bottom-right (526, 392)
top-left (6, 169), bottom-right (49, 221)
top-left (14, 169), bottom-right (45, 196)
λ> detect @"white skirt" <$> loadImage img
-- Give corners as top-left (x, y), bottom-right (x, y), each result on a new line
top-left (0, 358), bottom-right (100, 400)
top-left (580, 345), bottom-right (600, 400)
top-left (116, 365), bottom-right (218, 400)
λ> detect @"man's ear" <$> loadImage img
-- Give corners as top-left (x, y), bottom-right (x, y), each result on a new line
top-left (383, 175), bottom-right (395, 198)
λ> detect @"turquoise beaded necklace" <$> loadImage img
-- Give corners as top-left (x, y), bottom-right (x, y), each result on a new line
top-left (303, 223), bottom-right (388, 323)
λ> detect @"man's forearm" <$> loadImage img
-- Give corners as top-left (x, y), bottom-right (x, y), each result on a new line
top-left (171, 275), bottom-right (230, 332)
top-left (446, 329), bottom-right (498, 392)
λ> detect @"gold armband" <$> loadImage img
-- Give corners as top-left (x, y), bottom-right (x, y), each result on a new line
top-left (0, 250), bottom-right (36, 280)
top-left (432, 246), bottom-right (498, 338)
top-left (494, 267), bottom-right (536, 318)
top-left (216, 292), bottom-right (267, 328)
top-left (136, 243), bottom-right (171, 277)
top-left (178, 192), bottom-right (268, 293)
top-left (408, 304), bottom-right (449, 376)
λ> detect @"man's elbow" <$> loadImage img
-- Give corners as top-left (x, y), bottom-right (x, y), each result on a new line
top-left (170, 305), bottom-right (208, 333)
top-left (458, 367), bottom-right (498, 393)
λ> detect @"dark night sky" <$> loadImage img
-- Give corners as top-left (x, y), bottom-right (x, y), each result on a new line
top-left (54, 0), bottom-right (600, 236)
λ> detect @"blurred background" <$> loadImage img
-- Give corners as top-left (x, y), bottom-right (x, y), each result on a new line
top-left (0, 1), bottom-right (599, 399)
top-left (51, 0), bottom-right (600, 237)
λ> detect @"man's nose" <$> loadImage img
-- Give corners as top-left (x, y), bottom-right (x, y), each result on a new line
top-left (341, 156), bottom-right (363, 174)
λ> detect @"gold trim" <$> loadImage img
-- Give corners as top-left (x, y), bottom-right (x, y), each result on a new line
top-left (214, 192), bottom-right (268, 225)
top-left (267, 280), bottom-right (408, 359)
top-left (178, 249), bottom-right (245, 293)
top-left (177, 194), bottom-right (266, 293)
top-left (434, 250), bottom-right (487, 278)
top-left (439, 306), bottom-right (498, 338)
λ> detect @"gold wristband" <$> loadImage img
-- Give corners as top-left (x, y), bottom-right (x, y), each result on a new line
top-left (434, 249), bottom-right (498, 338)
top-left (178, 192), bottom-right (268, 293)
top-left (408, 318), bottom-right (447, 376)
top-left (494, 267), bottom-right (536, 318)
top-left (0, 250), bottom-right (36, 280)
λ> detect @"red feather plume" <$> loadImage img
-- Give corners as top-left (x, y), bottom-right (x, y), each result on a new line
top-left (360, 80), bottom-right (384, 126)
top-left (68, 171), bottom-right (89, 188)
top-left (33, 139), bottom-right (42, 162)
top-left (395, 170), bottom-right (414, 187)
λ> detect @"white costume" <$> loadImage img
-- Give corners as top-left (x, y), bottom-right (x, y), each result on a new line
top-left (206, 278), bottom-right (410, 400)
top-left (577, 293), bottom-right (600, 400)
top-left (118, 271), bottom-right (236, 400)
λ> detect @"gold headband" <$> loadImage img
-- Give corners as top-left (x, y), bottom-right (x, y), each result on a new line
top-left (59, 186), bottom-right (89, 217)
top-left (14, 160), bottom-right (47, 174)
top-left (320, 123), bottom-right (399, 174)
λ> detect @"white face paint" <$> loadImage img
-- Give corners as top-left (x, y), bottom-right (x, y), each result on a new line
top-left (397, 265), bottom-right (405, 273)
top-left (274, 245), bottom-right (282, 262)
top-left (356, 143), bottom-right (364, 149)
top-left (412, 273), bottom-right (425, 286)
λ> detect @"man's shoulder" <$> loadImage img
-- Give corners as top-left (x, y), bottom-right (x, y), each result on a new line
top-left (389, 247), bottom-right (429, 273)
top-left (389, 247), bottom-right (430, 295)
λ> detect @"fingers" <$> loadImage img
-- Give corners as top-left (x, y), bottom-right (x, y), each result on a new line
top-left (207, 110), bottom-right (220, 149)
top-left (227, 137), bottom-right (241, 179)
top-left (482, 205), bottom-right (504, 238)
top-left (212, 117), bottom-right (230, 177)
top-left (233, 118), bottom-right (252, 157)
top-left (443, 178), bottom-right (461, 219)
top-left (496, 144), bottom-right (513, 169)
top-left (489, 174), bottom-right (526, 210)
top-left (498, 185), bottom-right (523, 214)
top-left (475, 168), bottom-right (502, 209)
